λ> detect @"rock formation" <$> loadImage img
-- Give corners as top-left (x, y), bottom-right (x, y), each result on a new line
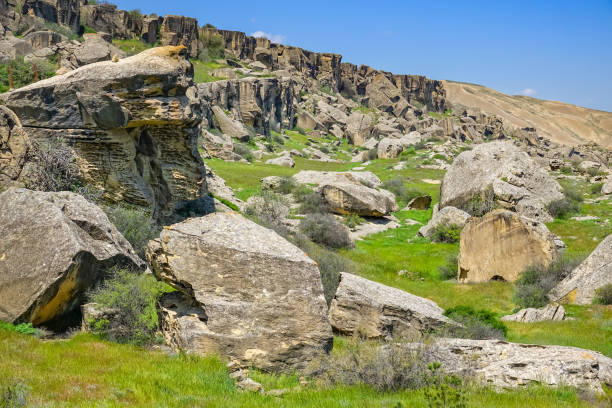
top-left (160, 15), bottom-right (199, 58)
top-left (320, 182), bottom-right (397, 217)
top-left (421, 339), bottom-right (612, 392)
top-left (80, 3), bottom-right (144, 40)
top-left (440, 141), bottom-right (564, 222)
top-left (147, 212), bottom-right (333, 372)
top-left (548, 235), bottom-right (612, 305)
top-left (458, 210), bottom-right (562, 283)
top-left (0, 106), bottom-right (30, 186)
top-left (22, 0), bottom-right (81, 32)
top-left (1, 46), bottom-right (208, 221)
top-left (329, 273), bottom-right (456, 339)
top-left (501, 304), bottom-right (566, 323)
top-left (418, 206), bottom-right (471, 238)
top-left (0, 188), bottom-right (143, 329)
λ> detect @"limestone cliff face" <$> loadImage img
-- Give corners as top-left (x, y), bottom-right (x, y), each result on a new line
top-left (160, 16), bottom-right (199, 58)
top-left (22, 0), bottom-right (81, 32)
top-left (1, 46), bottom-right (208, 221)
top-left (198, 76), bottom-right (297, 135)
top-left (80, 3), bottom-right (144, 40)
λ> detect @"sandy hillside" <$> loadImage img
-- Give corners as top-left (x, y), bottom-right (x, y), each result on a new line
top-left (443, 81), bottom-right (612, 148)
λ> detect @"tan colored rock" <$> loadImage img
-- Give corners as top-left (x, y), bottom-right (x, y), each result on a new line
top-left (292, 170), bottom-right (382, 188)
top-left (0, 106), bottom-right (30, 186)
top-left (266, 155), bottom-right (295, 167)
top-left (320, 182), bottom-right (397, 217)
top-left (418, 206), bottom-right (471, 238)
top-left (329, 272), bottom-right (457, 339)
top-left (211, 105), bottom-right (250, 142)
top-left (148, 213), bottom-right (333, 372)
top-left (406, 195), bottom-right (432, 210)
top-left (160, 15), bottom-right (199, 58)
top-left (0, 188), bottom-right (143, 328)
top-left (458, 209), bottom-right (561, 283)
top-left (345, 111), bottom-right (374, 146)
top-left (548, 235), bottom-right (612, 305)
top-left (1, 46), bottom-right (208, 221)
top-left (501, 304), bottom-right (566, 323)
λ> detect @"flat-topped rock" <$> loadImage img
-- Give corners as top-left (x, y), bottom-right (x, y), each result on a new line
top-left (501, 304), bottom-right (566, 323)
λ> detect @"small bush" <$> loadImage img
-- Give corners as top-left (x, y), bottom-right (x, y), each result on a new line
top-left (0, 322), bottom-right (37, 336)
top-left (198, 30), bottom-right (225, 63)
top-left (438, 255), bottom-right (458, 280)
top-left (460, 187), bottom-right (496, 216)
top-left (233, 143), bottom-right (253, 162)
top-left (0, 381), bottom-right (29, 408)
top-left (24, 137), bottom-right (81, 192)
top-left (277, 176), bottom-right (295, 194)
top-left (413, 140), bottom-right (428, 150)
top-left (343, 213), bottom-right (365, 229)
top-left (307, 338), bottom-right (432, 392)
top-left (300, 213), bottom-right (354, 249)
top-left (430, 224), bottom-right (461, 244)
top-left (585, 167), bottom-right (605, 177)
top-left (589, 182), bottom-right (603, 195)
top-left (88, 267), bottom-right (166, 345)
top-left (319, 146), bottom-right (330, 154)
top-left (0, 56), bottom-right (57, 92)
top-left (547, 184), bottom-right (584, 219)
top-left (382, 177), bottom-right (422, 204)
top-left (594, 284), bottom-right (612, 305)
top-left (513, 255), bottom-right (584, 308)
top-left (245, 191), bottom-right (289, 227)
top-left (424, 362), bottom-right (468, 408)
top-left (442, 305), bottom-right (507, 340)
top-left (271, 133), bottom-right (285, 145)
top-left (296, 190), bottom-right (330, 214)
top-left (103, 205), bottom-right (160, 259)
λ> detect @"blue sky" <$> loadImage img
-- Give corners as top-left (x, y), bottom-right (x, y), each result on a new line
top-left (114, 0), bottom-right (612, 112)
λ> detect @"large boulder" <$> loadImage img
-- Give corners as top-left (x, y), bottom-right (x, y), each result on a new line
top-left (548, 235), bottom-right (612, 305)
top-left (602, 176), bottom-right (612, 195)
top-left (265, 155), bottom-right (295, 167)
top-left (0, 106), bottom-right (30, 186)
top-left (345, 111), bottom-right (374, 146)
top-left (0, 35), bottom-right (33, 63)
top-left (422, 339), bottom-right (612, 392)
top-left (329, 273), bottom-right (456, 339)
top-left (418, 206), bottom-right (471, 238)
top-left (147, 212), bottom-right (333, 372)
top-left (65, 33), bottom-right (125, 67)
top-left (211, 105), bottom-right (250, 142)
top-left (0, 188), bottom-right (143, 328)
top-left (1, 46), bottom-right (207, 222)
top-left (319, 182), bottom-right (397, 217)
top-left (458, 209), bottom-right (562, 283)
top-left (439, 141), bottom-right (563, 222)
top-left (292, 170), bottom-right (383, 188)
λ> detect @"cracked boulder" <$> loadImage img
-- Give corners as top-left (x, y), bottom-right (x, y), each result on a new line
top-left (329, 273), bottom-right (457, 339)
top-left (440, 141), bottom-right (563, 222)
top-left (1, 46), bottom-right (207, 221)
top-left (0, 188), bottom-right (143, 329)
top-left (147, 212), bottom-right (333, 372)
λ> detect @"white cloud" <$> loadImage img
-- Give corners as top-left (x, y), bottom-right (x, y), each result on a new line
top-left (251, 31), bottom-right (286, 44)
top-left (519, 88), bottom-right (536, 96)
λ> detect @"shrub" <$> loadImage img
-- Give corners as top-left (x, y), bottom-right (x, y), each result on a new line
top-left (382, 177), bottom-right (422, 204)
top-left (307, 337), bottom-right (433, 392)
top-left (0, 322), bottom-right (38, 336)
top-left (319, 146), bottom-right (330, 154)
top-left (233, 143), bottom-right (253, 162)
top-left (24, 137), bottom-right (81, 193)
top-left (296, 190), bottom-right (329, 214)
top-left (547, 185), bottom-right (583, 219)
top-left (0, 56), bottom-right (57, 92)
top-left (198, 30), bottom-right (225, 63)
top-left (300, 213), bottom-right (354, 249)
top-left (438, 255), bottom-right (458, 280)
top-left (88, 267), bottom-right (166, 345)
top-left (413, 140), bottom-right (428, 150)
top-left (585, 167), bottom-right (605, 177)
top-left (0, 381), bottom-right (29, 408)
top-left (430, 224), bottom-right (461, 244)
top-left (245, 191), bottom-right (289, 228)
top-left (442, 305), bottom-right (507, 340)
top-left (424, 362), bottom-right (468, 408)
top-left (594, 284), bottom-right (612, 305)
top-left (513, 255), bottom-right (584, 308)
top-left (589, 182), bottom-right (603, 195)
top-left (277, 176), bottom-right (295, 194)
top-left (271, 133), bottom-right (285, 145)
top-left (103, 205), bottom-right (160, 259)
top-left (343, 213), bottom-right (365, 229)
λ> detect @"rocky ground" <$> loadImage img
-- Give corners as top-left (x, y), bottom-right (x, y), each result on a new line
top-left (0, 1), bottom-right (611, 407)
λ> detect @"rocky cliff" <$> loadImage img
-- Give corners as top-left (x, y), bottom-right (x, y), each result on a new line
top-left (0, 46), bottom-right (208, 221)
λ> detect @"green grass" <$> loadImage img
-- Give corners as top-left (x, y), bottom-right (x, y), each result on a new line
top-left (0, 330), bottom-right (602, 407)
top-left (192, 60), bottom-right (230, 83)
top-left (112, 39), bottom-right (155, 56)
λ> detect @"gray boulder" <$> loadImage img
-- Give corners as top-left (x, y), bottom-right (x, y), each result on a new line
top-left (0, 188), bottom-right (143, 328)
top-left (440, 141), bottom-right (563, 222)
top-left (292, 170), bottom-right (382, 188)
top-left (147, 212), bottom-right (333, 372)
top-left (211, 105), bottom-right (250, 142)
top-left (0, 106), bottom-right (30, 186)
top-left (320, 182), bottom-right (397, 217)
top-left (501, 304), bottom-right (566, 323)
top-left (265, 155), bottom-right (295, 167)
top-left (423, 338), bottom-right (612, 392)
top-left (345, 111), bottom-right (374, 146)
top-left (329, 273), bottom-right (457, 339)
top-left (548, 235), bottom-right (612, 305)
top-left (602, 176), bottom-right (612, 195)
top-left (418, 206), bottom-right (471, 238)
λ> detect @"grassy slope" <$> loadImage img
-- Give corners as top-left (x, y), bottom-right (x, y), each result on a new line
top-left (0, 330), bottom-right (597, 408)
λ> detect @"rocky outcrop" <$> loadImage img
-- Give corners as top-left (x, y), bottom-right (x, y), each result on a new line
top-left (440, 141), bottom-right (563, 222)
top-left (501, 304), bottom-right (566, 323)
top-left (418, 206), bottom-right (471, 238)
top-left (204, 167), bottom-right (244, 211)
top-left (210, 106), bottom-right (250, 141)
top-left (329, 273), bottom-right (456, 339)
top-left (320, 183), bottom-right (397, 217)
top-left (458, 210), bottom-right (562, 283)
top-left (0, 35), bottom-right (33, 63)
top-left (1, 46), bottom-right (207, 221)
top-left (198, 76), bottom-right (296, 136)
top-left (292, 170), bottom-right (383, 189)
top-left (23, 30), bottom-right (66, 50)
top-left (147, 212), bottom-right (333, 372)
top-left (548, 235), bottom-right (612, 305)
top-left (80, 3), bottom-right (143, 40)
top-left (0, 106), bottom-right (30, 186)
top-left (60, 32), bottom-right (125, 69)
top-left (160, 15), bottom-right (199, 58)
top-left (345, 111), bottom-right (374, 146)
top-left (422, 339), bottom-right (612, 392)
top-left (22, 0), bottom-right (81, 32)
top-left (0, 188), bottom-right (143, 329)
top-left (266, 155), bottom-right (295, 167)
